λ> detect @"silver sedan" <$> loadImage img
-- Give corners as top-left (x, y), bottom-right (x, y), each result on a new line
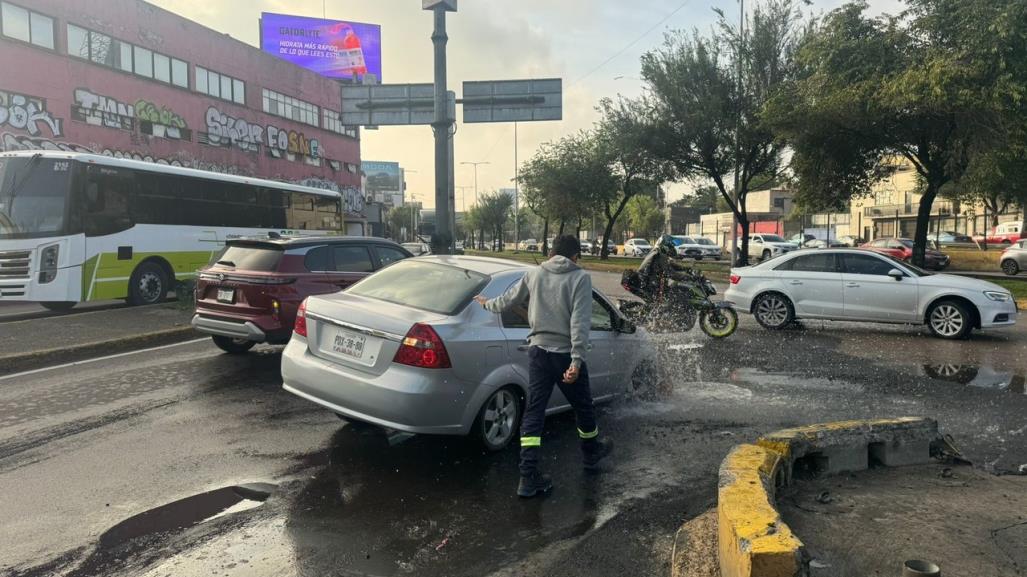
top-left (281, 256), bottom-right (648, 450)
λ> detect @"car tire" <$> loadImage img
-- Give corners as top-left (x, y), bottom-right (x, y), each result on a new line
top-left (41, 301), bottom-right (76, 312)
top-left (753, 292), bottom-right (795, 330)
top-left (761, 249), bottom-right (772, 262)
top-left (1001, 259), bottom-right (1020, 276)
top-left (1002, 239), bottom-right (1012, 245)
top-left (926, 300), bottom-right (974, 340)
top-left (211, 335), bottom-right (257, 354)
top-left (473, 387), bottom-right (521, 452)
top-left (128, 261), bottom-right (169, 306)
top-left (629, 358), bottom-right (660, 397)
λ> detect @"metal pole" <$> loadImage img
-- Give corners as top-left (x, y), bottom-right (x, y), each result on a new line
top-left (514, 121), bottom-right (519, 251)
top-left (731, 0), bottom-right (743, 265)
top-left (431, 6), bottom-right (453, 255)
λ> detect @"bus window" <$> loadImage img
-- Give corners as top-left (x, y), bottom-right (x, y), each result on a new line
top-left (83, 167), bottom-right (134, 236)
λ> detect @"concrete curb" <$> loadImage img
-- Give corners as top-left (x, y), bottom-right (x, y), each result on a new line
top-left (713, 417), bottom-right (940, 577)
top-left (0, 326), bottom-right (199, 377)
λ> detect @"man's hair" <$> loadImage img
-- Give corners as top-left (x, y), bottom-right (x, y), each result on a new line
top-left (551, 235), bottom-right (581, 259)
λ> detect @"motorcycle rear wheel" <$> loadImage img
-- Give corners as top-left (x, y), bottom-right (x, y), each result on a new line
top-left (699, 307), bottom-right (738, 338)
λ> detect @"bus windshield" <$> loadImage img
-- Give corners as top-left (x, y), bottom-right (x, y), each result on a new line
top-left (0, 156), bottom-right (72, 239)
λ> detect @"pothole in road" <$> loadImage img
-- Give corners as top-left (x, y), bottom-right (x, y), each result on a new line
top-left (23, 483), bottom-right (277, 577)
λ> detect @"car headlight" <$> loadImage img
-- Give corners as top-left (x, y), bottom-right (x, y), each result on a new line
top-left (39, 244), bottom-right (59, 284)
top-left (984, 291), bottom-right (1011, 302)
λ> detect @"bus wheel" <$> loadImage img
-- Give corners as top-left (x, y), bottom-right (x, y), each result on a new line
top-left (41, 301), bottom-right (76, 312)
top-left (128, 262), bottom-right (168, 306)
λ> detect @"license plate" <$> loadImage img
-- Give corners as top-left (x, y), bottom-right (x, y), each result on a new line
top-left (216, 288), bottom-right (234, 303)
top-left (330, 329), bottom-right (367, 360)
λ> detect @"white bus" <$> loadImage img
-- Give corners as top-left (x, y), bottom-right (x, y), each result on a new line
top-left (0, 151), bottom-right (346, 309)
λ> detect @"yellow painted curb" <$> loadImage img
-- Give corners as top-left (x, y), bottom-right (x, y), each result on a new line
top-left (717, 444), bottom-right (802, 577)
top-left (715, 417), bottom-right (941, 577)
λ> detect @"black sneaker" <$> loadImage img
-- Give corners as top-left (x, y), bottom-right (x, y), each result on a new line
top-left (517, 472), bottom-right (553, 498)
top-left (583, 438), bottom-right (614, 472)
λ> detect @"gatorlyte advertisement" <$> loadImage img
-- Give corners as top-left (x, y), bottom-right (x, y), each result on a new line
top-left (260, 12), bottom-right (382, 80)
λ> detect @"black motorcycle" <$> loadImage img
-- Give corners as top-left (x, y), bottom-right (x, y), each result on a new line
top-left (618, 268), bottom-right (738, 338)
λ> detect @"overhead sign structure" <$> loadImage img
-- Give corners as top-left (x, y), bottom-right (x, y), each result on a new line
top-left (462, 79), bottom-right (563, 123)
top-left (341, 84), bottom-right (456, 126)
top-left (260, 12), bottom-right (382, 81)
top-left (422, 0), bottom-right (457, 11)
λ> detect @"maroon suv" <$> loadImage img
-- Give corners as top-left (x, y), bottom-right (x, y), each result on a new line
top-left (192, 236), bottom-right (412, 353)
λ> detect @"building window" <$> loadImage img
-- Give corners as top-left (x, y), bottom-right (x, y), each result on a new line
top-left (67, 24), bottom-right (187, 87)
top-left (323, 110), bottom-right (343, 134)
top-left (263, 88), bottom-right (319, 128)
top-left (1, 2), bottom-right (54, 49)
top-left (196, 66), bottom-right (245, 104)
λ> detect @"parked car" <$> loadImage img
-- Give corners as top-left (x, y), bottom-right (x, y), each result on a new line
top-left (193, 236), bottom-right (413, 353)
top-left (788, 233), bottom-right (817, 246)
top-left (623, 238), bottom-right (653, 257)
top-left (836, 235), bottom-right (865, 247)
top-left (517, 239), bottom-right (539, 252)
top-left (280, 256), bottom-right (648, 450)
top-left (935, 231), bottom-right (973, 245)
top-left (860, 238), bottom-right (950, 270)
top-left (580, 239), bottom-right (595, 254)
top-left (725, 249), bottom-right (1017, 339)
top-left (974, 221), bottom-right (1025, 245)
top-left (1000, 239), bottom-right (1027, 275)
top-left (401, 242), bottom-right (431, 256)
top-left (748, 233), bottom-right (799, 261)
top-left (454, 241), bottom-right (465, 255)
top-left (671, 235), bottom-right (723, 260)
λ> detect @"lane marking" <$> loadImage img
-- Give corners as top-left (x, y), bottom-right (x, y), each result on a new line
top-left (0, 338), bottom-right (210, 382)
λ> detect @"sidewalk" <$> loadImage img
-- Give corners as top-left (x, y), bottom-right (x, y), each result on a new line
top-left (778, 464), bottom-right (1027, 576)
top-left (0, 304), bottom-right (196, 376)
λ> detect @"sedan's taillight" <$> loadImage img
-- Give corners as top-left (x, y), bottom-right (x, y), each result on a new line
top-left (394, 323), bottom-right (451, 369)
top-left (730, 274), bottom-right (741, 285)
top-left (294, 298), bottom-right (308, 337)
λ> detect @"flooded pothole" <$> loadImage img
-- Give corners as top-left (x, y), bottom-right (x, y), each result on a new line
top-left (25, 483), bottom-right (277, 577)
top-left (921, 364), bottom-right (1026, 393)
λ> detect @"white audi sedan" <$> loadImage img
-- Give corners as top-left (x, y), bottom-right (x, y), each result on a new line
top-left (281, 256), bottom-right (648, 450)
top-left (725, 249), bottom-right (1017, 339)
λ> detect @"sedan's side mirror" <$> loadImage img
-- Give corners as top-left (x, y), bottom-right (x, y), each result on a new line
top-left (888, 268), bottom-right (904, 280)
top-left (616, 317), bottom-right (637, 334)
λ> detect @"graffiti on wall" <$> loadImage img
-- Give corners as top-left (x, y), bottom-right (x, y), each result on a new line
top-left (205, 105), bottom-right (323, 160)
top-left (73, 88), bottom-right (135, 131)
top-left (0, 90), bottom-right (62, 137)
top-left (298, 177), bottom-right (364, 214)
top-left (134, 99), bottom-right (188, 141)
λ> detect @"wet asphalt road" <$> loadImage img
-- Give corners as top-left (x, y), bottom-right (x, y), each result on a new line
top-left (1, 284), bottom-right (1026, 576)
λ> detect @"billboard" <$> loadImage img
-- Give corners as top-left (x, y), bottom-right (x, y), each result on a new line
top-left (362, 161), bottom-right (401, 193)
top-left (260, 13), bottom-right (382, 80)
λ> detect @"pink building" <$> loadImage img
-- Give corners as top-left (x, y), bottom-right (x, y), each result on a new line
top-left (0, 0), bottom-right (367, 231)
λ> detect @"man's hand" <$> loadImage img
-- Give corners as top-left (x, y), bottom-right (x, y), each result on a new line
top-left (563, 365), bottom-right (580, 384)
top-left (473, 295), bottom-right (488, 307)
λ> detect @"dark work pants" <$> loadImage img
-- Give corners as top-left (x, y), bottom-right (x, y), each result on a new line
top-left (519, 346), bottom-right (599, 476)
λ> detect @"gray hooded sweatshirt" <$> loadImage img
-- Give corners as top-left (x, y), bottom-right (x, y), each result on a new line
top-left (484, 255), bottom-right (592, 368)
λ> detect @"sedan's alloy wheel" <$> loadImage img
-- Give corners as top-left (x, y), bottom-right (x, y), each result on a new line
top-left (482, 389), bottom-right (517, 447)
top-left (929, 304), bottom-right (965, 337)
top-left (756, 296), bottom-right (789, 327)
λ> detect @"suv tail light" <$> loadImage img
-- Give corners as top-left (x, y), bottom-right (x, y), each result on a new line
top-left (394, 323), bottom-right (451, 369)
top-left (294, 299), bottom-right (308, 337)
top-left (730, 274), bottom-right (741, 285)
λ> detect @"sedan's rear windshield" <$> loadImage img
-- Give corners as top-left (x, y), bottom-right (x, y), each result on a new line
top-left (346, 261), bottom-right (489, 315)
top-left (211, 244), bottom-right (283, 272)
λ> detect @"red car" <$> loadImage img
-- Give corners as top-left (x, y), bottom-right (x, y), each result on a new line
top-left (973, 221), bottom-right (1025, 245)
top-left (192, 236), bottom-right (412, 353)
top-left (860, 237), bottom-right (950, 270)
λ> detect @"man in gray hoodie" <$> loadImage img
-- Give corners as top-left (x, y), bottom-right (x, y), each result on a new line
top-left (474, 235), bottom-right (613, 497)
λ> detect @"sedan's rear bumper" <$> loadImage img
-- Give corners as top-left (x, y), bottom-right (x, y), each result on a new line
top-left (281, 338), bottom-right (471, 435)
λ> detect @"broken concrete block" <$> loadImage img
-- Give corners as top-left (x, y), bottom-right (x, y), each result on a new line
top-left (870, 440), bottom-right (931, 467)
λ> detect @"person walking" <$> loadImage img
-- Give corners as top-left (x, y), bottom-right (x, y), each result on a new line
top-left (474, 235), bottom-right (613, 498)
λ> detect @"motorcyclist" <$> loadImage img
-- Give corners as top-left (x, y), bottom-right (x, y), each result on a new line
top-left (637, 235), bottom-right (694, 300)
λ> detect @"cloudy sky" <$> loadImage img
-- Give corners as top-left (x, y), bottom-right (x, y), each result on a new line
top-left (151, 0), bottom-right (903, 208)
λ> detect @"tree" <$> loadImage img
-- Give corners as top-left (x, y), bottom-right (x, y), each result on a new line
top-left (625, 194), bottom-right (666, 239)
top-left (641, 0), bottom-right (804, 265)
top-left (672, 185), bottom-right (729, 213)
top-left (387, 205), bottom-right (418, 242)
top-left (766, 0), bottom-right (1027, 266)
top-left (476, 191), bottom-right (515, 252)
top-left (595, 97), bottom-right (673, 259)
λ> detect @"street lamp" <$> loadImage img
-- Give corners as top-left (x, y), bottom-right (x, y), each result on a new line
top-left (455, 185), bottom-right (473, 212)
top-left (461, 161), bottom-right (490, 206)
top-left (407, 193), bottom-right (421, 243)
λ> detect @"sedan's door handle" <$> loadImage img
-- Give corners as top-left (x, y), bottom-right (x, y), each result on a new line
top-left (846, 282), bottom-right (860, 288)
top-left (789, 280), bottom-right (803, 285)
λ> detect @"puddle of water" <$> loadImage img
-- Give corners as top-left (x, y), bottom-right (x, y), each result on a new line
top-left (29, 484), bottom-right (277, 577)
top-left (921, 364), bottom-right (1026, 394)
top-left (729, 368), bottom-right (864, 392)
